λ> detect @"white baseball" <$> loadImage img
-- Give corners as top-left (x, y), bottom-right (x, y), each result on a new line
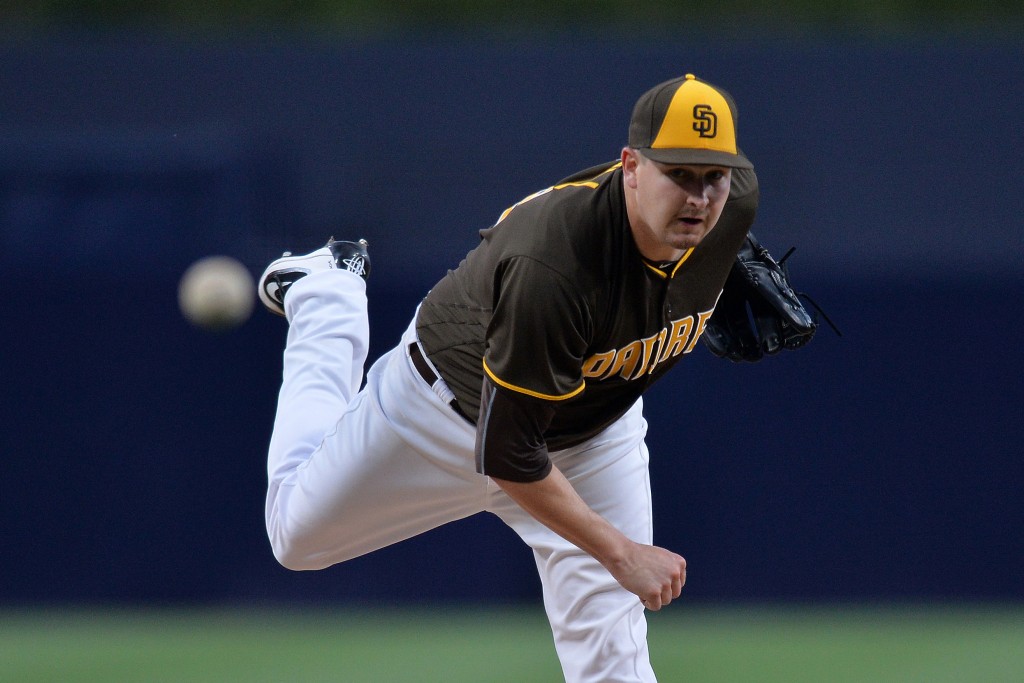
top-left (178, 256), bottom-right (255, 330)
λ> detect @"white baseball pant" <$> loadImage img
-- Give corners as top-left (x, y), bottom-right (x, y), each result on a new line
top-left (265, 269), bottom-right (659, 682)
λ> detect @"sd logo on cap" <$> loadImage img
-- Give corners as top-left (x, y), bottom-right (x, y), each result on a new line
top-left (628, 73), bottom-right (753, 169)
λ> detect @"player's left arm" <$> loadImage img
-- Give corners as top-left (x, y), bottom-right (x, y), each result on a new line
top-left (701, 166), bottom-right (835, 361)
top-left (703, 232), bottom-right (840, 361)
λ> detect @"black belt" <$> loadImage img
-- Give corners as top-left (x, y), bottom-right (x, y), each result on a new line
top-left (408, 343), bottom-right (472, 422)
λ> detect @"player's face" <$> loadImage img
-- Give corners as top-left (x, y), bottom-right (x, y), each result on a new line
top-left (622, 149), bottom-right (732, 261)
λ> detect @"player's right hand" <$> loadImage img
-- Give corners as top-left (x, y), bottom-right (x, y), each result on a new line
top-left (606, 542), bottom-right (687, 611)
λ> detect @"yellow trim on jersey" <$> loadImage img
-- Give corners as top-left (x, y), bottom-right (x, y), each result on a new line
top-left (556, 180), bottom-right (599, 189)
top-left (495, 163), bottom-right (623, 226)
top-left (671, 248), bottom-right (695, 276)
top-left (483, 359), bottom-right (585, 401)
top-left (641, 247), bottom-right (694, 278)
top-left (642, 262), bottom-right (666, 278)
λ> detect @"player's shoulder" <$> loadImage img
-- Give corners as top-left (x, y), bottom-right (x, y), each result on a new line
top-left (532, 160), bottom-right (623, 228)
top-left (492, 160), bottom-right (622, 237)
top-left (486, 161), bottom-right (624, 284)
top-left (729, 160), bottom-right (758, 201)
top-left (553, 160), bottom-right (622, 186)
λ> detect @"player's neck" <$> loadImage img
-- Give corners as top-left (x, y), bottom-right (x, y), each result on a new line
top-left (629, 225), bottom-right (686, 263)
top-left (641, 255), bottom-right (679, 271)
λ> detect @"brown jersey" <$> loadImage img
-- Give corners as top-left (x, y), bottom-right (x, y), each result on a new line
top-left (416, 160), bottom-right (758, 479)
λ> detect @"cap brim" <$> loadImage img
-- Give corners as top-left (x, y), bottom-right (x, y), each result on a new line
top-left (638, 147), bottom-right (753, 169)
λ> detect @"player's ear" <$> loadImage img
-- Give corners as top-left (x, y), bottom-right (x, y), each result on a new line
top-left (621, 147), bottom-right (640, 189)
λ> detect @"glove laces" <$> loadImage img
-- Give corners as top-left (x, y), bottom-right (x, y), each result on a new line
top-left (779, 247), bottom-right (842, 337)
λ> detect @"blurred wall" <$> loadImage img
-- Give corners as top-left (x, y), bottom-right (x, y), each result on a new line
top-left (1, 32), bottom-right (1021, 605)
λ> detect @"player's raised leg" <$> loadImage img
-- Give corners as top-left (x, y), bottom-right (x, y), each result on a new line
top-left (260, 245), bottom-right (488, 569)
top-left (260, 239), bottom-right (371, 488)
top-left (259, 239), bottom-right (376, 565)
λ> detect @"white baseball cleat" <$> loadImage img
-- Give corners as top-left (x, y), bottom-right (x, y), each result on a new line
top-left (258, 238), bottom-right (370, 316)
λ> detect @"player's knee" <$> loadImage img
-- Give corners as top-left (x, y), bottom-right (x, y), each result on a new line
top-left (273, 549), bottom-right (320, 572)
top-left (270, 535), bottom-right (331, 571)
top-left (266, 514), bottom-right (333, 571)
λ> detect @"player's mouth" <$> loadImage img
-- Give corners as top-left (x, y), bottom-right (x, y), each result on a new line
top-left (678, 216), bottom-right (704, 227)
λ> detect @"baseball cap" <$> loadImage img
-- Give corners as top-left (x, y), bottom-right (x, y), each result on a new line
top-left (628, 73), bottom-right (753, 169)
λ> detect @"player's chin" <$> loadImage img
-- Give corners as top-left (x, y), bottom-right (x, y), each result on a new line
top-left (669, 225), bottom-right (708, 249)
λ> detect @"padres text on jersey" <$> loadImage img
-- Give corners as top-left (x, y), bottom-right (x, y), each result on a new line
top-left (417, 160), bottom-right (758, 451)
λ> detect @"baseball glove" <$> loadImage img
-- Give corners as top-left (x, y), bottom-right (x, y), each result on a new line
top-left (703, 233), bottom-right (834, 362)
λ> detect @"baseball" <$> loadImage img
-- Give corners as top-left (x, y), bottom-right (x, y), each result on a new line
top-left (178, 256), bottom-right (255, 330)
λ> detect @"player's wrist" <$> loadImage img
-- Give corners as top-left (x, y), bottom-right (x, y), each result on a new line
top-left (591, 529), bottom-right (639, 574)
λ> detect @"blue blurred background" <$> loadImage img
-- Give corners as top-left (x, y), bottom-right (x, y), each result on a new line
top-left (1, 7), bottom-right (1021, 609)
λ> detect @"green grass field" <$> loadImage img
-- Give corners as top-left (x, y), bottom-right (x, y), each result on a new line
top-left (2, 604), bottom-right (1021, 682)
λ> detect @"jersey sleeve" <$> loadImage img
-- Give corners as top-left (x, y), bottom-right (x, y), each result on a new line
top-left (482, 255), bottom-right (591, 401)
top-left (475, 375), bottom-right (556, 482)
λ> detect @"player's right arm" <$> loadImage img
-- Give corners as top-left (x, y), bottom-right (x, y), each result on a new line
top-left (490, 456), bottom-right (686, 610)
top-left (477, 248), bottom-right (685, 607)
top-left (476, 375), bottom-right (686, 609)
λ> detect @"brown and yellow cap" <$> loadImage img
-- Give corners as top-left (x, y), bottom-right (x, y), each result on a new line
top-left (628, 73), bottom-right (753, 169)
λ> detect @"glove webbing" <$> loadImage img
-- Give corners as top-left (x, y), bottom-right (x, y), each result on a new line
top-left (778, 247), bottom-right (842, 338)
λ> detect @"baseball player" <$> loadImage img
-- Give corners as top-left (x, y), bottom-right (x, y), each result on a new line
top-left (258, 73), bottom-right (816, 682)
